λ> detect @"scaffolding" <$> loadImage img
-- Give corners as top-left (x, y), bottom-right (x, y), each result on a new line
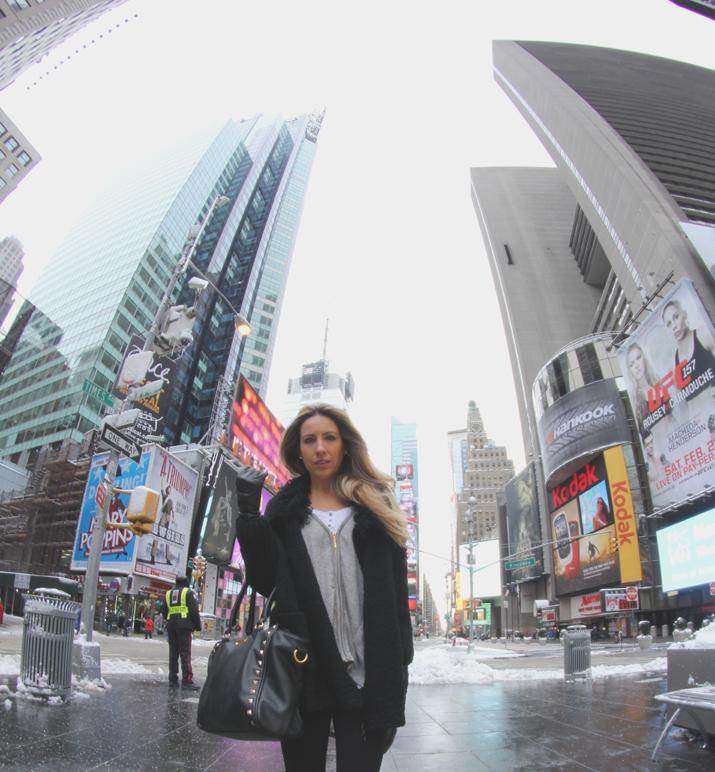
top-left (0, 442), bottom-right (93, 575)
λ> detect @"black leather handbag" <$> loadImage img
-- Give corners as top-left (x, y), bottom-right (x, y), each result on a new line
top-left (197, 581), bottom-right (309, 741)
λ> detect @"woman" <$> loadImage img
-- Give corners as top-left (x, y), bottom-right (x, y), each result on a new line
top-left (624, 342), bottom-right (659, 435)
top-left (235, 403), bottom-right (412, 772)
top-left (591, 496), bottom-right (611, 531)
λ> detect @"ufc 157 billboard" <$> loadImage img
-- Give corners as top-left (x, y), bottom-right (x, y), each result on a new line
top-left (548, 446), bottom-right (642, 595)
top-left (618, 279), bottom-right (715, 511)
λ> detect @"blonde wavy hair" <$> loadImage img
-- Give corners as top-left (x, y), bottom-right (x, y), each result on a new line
top-left (280, 403), bottom-right (409, 547)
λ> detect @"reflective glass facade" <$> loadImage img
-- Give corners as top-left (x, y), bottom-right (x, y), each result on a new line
top-left (0, 114), bottom-right (322, 463)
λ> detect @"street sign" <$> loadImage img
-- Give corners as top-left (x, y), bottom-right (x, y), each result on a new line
top-left (99, 424), bottom-right (141, 462)
top-left (82, 379), bottom-right (114, 407)
top-left (505, 557), bottom-right (537, 570)
top-left (625, 586), bottom-right (639, 602)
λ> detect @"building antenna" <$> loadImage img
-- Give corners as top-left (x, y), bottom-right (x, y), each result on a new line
top-left (322, 318), bottom-right (329, 363)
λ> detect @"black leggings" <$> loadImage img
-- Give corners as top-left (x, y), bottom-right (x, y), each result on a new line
top-left (281, 710), bottom-right (386, 772)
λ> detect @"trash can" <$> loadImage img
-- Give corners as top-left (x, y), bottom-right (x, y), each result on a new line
top-left (21, 593), bottom-right (81, 699)
top-left (563, 624), bottom-right (591, 682)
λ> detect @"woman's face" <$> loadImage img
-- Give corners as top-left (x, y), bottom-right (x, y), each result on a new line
top-left (627, 346), bottom-right (646, 382)
top-left (663, 304), bottom-right (688, 342)
top-left (299, 414), bottom-right (345, 483)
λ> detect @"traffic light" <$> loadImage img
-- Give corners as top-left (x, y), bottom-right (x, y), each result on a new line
top-left (610, 532), bottom-right (619, 554)
top-left (104, 486), bottom-right (160, 536)
top-left (192, 555), bottom-right (206, 583)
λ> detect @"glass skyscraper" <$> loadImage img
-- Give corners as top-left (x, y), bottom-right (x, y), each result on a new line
top-left (0, 113), bottom-right (322, 466)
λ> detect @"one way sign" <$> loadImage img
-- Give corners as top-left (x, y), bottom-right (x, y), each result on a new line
top-left (100, 423), bottom-right (142, 462)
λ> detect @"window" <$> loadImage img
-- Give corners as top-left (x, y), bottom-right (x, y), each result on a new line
top-left (5, 164), bottom-right (19, 178)
top-left (4, 136), bottom-right (19, 152)
top-left (8, 1), bottom-right (32, 9)
top-left (0, 177), bottom-right (6, 189)
top-left (0, 122), bottom-right (6, 135)
top-left (16, 150), bottom-right (31, 166)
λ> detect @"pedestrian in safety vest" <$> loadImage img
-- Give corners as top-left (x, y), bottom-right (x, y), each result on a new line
top-left (160, 574), bottom-right (201, 689)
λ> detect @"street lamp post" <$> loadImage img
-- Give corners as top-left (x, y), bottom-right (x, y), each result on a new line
top-left (467, 495), bottom-right (476, 654)
top-left (79, 195), bottom-right (233, 643)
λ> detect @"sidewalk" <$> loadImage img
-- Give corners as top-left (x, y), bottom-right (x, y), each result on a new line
top-left (0, 669), bottom-right (713, 770)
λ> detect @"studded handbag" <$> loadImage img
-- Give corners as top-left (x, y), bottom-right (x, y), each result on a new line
top-left (197, 581), bottom-right (309, 741)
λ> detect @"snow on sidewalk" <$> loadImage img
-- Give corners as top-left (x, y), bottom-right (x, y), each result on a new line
top-left (408, 645), bottom-right (667, 684)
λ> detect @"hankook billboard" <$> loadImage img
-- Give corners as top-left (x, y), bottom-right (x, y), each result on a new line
top-left (538, 378), bottom-right (630, 483)
top-left (618, 279), bottom-right (715, 511)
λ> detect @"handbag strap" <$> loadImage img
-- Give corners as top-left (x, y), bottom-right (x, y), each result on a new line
top-left (226, 579), bottom-right (273, 637)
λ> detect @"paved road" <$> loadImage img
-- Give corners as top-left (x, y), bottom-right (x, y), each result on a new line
top-left (1, 617), bottom-right (713, 770)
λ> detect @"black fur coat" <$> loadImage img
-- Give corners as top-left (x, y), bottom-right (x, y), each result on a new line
top-left (235, 475), bottom-right (413, 731)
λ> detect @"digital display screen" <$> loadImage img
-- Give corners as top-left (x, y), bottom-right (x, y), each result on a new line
top-left (657, 507), bottom-right (715, 592)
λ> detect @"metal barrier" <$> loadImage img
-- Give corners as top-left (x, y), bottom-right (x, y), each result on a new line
top-left (21, 594), bottom-right (81, 699)
top-left (563, 624), bottom-right (591, 682)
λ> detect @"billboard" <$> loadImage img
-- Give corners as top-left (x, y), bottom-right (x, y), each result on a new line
top-left (504, 463), bottom-right (544, 581)
top-left (600, 587), bottom-right (639, 613)
top-left (459, 540), bottom-right (501, 598)
top-left (133, 446), bottom-right (199, 584)
top-left (112, 335), bottom-right (176, 443)
top-left (71, 450), bottom-right (152, 574)
top-left (538, 378), bottom-right (630, 483)
top-left (548, 446), bottom-right (642, 595)
top-left (657, 506), bottom-right (715, 592)
top-left (395, 463), bottom-right (414, 480)
top-left (618, 279), bottom-right (715, 510)
top-left (226, 375), bottom-right (290, 491)
top-left (200, 450), bottom-right (239, 565)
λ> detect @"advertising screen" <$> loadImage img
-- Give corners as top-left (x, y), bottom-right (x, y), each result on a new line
top-left (70, 450), bottom-right (152, 574)
top-left (395, 464), bottom-right (414, 480)
top-left (548, 446), bottom-right (641, 595)
top-left (537, 378), bottom-right (630, 483)
top-left (112, 334), bottom-right (175, 443)
top-left (504, 463), bottom-right (543, 581)
top-left (200, 450), bottom-right (239, 565)
top-left (459, 540), bottom-right (501, 598)
top-left (226, 376), bottom-right (290, 491)
top-left (618, 279), bottom-right (715, 510)
top-left (657, 506), bottom-right (715, 592)
top-left (133, 446), bottom-right (199, 584)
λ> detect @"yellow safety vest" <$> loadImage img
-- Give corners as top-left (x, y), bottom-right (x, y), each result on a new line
top-left (166, 587), bottom-right (190, 619)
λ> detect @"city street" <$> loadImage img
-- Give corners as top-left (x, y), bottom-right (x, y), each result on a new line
top-left (1, 617), bottom-right (714, 770)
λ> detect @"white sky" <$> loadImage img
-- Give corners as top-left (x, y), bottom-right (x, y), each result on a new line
top-left (0, 0), bottom-right (713, 619)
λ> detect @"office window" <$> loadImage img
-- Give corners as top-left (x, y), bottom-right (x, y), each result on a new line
top-left (8, 1), bottom-right (32, 9)
top-left (0, 122), bottom-right (6, 135)
top-left (0, 177), bottom-right (6, 189)
top-left (5, 164), bottom-right (19, 178)
top-left (4, 137), bottom-right (19, 152)
top-left (17, 150), bottom-right (31, 166)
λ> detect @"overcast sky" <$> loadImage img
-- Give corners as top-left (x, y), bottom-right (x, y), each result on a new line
top-left (1, 0), bottom-right (713, 618)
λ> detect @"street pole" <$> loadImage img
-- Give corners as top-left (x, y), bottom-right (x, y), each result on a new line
top-left (78, 195), bottom-right (232, 642)
top-left (80, 452), bottom-right (119, 641)
top-left (467, 536), bottom-right (475, 653)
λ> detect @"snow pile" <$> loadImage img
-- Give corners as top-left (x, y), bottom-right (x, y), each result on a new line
top-left (408, 646), bottom-right (667, 685)
top-left (101, 658), bottom-right (155, 674)
top-left (71, 674), bottom-right (111, 692)
top-left (671, 623), bottom-right (715, 649)
top-left (439, 642), bottom-right (523, 660)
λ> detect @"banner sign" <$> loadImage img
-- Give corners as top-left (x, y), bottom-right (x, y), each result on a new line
top-left (70, 450), bottom-right (152, 574)
top-left (201, 450), bottom-right (239, 565)
top-left (601, 587), bottom-right (639, 613)
top-left (548, 447), bottom-right (641, 595)
top-left (504, 462), bottom-right (543, 581)
top-left (112, 334), bottom-right (175, 443)
top-left (133, 446), bottom-right (199, 584)
top-left (618, 279), bottom-right (715, 510)
top-left (538, 378), bottom-right (630, 483)
top-left (225, 376), bottom-right (290, 491)
top-left (656, 505), bottom-right (715, 592)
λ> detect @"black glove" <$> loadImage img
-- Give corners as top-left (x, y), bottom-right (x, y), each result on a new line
top-left (235, 465), bottom-right (267, 516)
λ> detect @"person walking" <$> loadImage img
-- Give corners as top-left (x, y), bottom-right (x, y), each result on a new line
top-left (160, 574), bottom-right (201, 689)
top-left (116, 612), bottom-right (126, 637)
top-left (144, 615), bottom-right (154, 640)
top-left (235, 403), bottom-right (413, 772)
